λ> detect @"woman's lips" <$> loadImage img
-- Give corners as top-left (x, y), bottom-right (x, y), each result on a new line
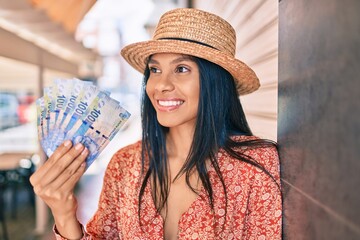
top-left (156, 99), bottom-right (184, 111)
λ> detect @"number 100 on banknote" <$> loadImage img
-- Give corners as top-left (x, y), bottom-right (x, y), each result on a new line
top-left (36, 78), bottom-right (131, 170)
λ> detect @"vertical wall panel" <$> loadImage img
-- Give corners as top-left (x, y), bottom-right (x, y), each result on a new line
top-left (279, 0), bottom-right (360, 239)
top-left (195, 0), bottom-right (278, 141)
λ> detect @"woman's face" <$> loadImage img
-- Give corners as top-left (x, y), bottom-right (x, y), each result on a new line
top-left (146, 53), bottom-right (200, 129)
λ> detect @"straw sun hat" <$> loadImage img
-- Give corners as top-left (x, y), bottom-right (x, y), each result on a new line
top-left (121, 8), bottom-right (260, 95)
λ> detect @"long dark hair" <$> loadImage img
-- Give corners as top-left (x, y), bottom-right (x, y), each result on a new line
top-left (138, 55), bottom-right (279, 225)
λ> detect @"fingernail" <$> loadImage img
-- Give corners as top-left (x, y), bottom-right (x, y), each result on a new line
top-left (64, 140), bottom-right (71, 147)
top-left (81, 148), bottom-right (88, 155)
top-left (81, 162), bottom-right (86, 168)
top-left (75, 143), bottom-right (83, 150)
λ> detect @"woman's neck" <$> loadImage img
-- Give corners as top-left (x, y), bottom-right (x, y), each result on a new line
top-left (166, 125), bottom-right (194, 164)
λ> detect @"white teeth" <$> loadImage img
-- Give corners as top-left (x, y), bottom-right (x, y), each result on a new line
top-left (158, 100), bottom-right (184, 107)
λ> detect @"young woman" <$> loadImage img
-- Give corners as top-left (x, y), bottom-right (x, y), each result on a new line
top-left (30, 8), bottom-right (281, 239)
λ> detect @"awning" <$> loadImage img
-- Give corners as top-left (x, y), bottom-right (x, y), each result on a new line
top-left (0, 0), bottom-right (97, 74)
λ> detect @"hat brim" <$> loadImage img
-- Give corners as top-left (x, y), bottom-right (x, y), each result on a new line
top-left (121, 39), bottom-right (260, 95)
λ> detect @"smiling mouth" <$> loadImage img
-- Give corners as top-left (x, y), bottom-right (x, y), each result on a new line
top-left (158, 100), bottom-right (184, 107)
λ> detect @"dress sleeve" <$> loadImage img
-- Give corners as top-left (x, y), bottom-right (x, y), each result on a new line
top-left (53, 152), bottom-right (123, 240)
top-left (242, 147), bottom-right (282, 239)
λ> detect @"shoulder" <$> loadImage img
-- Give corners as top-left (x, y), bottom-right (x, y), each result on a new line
top-left (105, 140), bottom-right (142, 178)
top-left (220, 135), bottom-right (280, 182)
top-left (112, 140), bottom-right (142, 161)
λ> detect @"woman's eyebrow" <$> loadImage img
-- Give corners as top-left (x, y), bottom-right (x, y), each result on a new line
top-left (170, 55), bottom-right (194, 65)
top-left (149, 55), bottom-right (194, 65)
top-left (148, 58), bottom-right (159, 65)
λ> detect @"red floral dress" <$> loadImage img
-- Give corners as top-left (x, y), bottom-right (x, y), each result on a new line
top-left (55, 136), bottom-right (282, 239)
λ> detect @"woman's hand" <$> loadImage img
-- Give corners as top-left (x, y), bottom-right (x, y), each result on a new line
top-left (30, 140), bottom-right (88, 239)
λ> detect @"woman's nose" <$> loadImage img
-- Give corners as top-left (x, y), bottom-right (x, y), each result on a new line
top-left (155, 72), bottom-right (175, 93)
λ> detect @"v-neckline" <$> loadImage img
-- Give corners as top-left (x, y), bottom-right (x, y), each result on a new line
top-left (143, 164), bottom-right (216, 234)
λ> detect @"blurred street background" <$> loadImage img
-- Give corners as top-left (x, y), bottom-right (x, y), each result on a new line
top-left (0, 0), bottom-right (278, 239)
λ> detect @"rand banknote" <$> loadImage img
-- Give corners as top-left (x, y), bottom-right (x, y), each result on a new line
top-left (70, 100), bottom-right (131, 169)
top-left (48, 78), bottom-right (73, 132)
top-left (52, 79), bottom-right (93, 133)
top-left (36, 97), bottom-right (46, 149)
top-left (42, 87), bottom-right (52, 137)
top-left (37, 78), bottom-right (131, 170)
top-left (50, 88), bottom-right (110, 151)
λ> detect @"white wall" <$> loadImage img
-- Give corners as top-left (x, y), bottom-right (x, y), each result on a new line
top-left (195, 0), bottom-right (278, 141)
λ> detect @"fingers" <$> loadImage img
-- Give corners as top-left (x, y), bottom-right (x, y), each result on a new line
top-left (51, 147), bottom-right (88, 191)
top-left (38, 143), bottom-right (86, 187)
top-left (30, 140), bottom-right (73, 183)
top-left (30, 140), bottom-right (88, 193)
top-left (29, 140), bottom-right (89, 222)
top-left (34, 150), bottom-right (88, 204)
top-left (47, 140), bottom-right (73, 165)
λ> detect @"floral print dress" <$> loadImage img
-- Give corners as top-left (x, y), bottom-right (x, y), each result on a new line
top-left (55, 136), bottom-right (282, 239)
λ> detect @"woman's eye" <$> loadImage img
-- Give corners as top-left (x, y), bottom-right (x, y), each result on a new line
top-left (176, 66), bottom-right (189, 73)
top-left (149, 67), bottom-right (160, 73)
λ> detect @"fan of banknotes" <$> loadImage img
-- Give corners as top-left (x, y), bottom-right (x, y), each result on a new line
top-left (36, 78), bottom-right (131, 170)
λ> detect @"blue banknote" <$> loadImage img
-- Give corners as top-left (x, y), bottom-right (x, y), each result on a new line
top-left (36, 97), bottom-right (46, 149)
top-left (36, 78), bottom-right (131, 170)
top-left (49, 78), bottom-right (74, 131)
